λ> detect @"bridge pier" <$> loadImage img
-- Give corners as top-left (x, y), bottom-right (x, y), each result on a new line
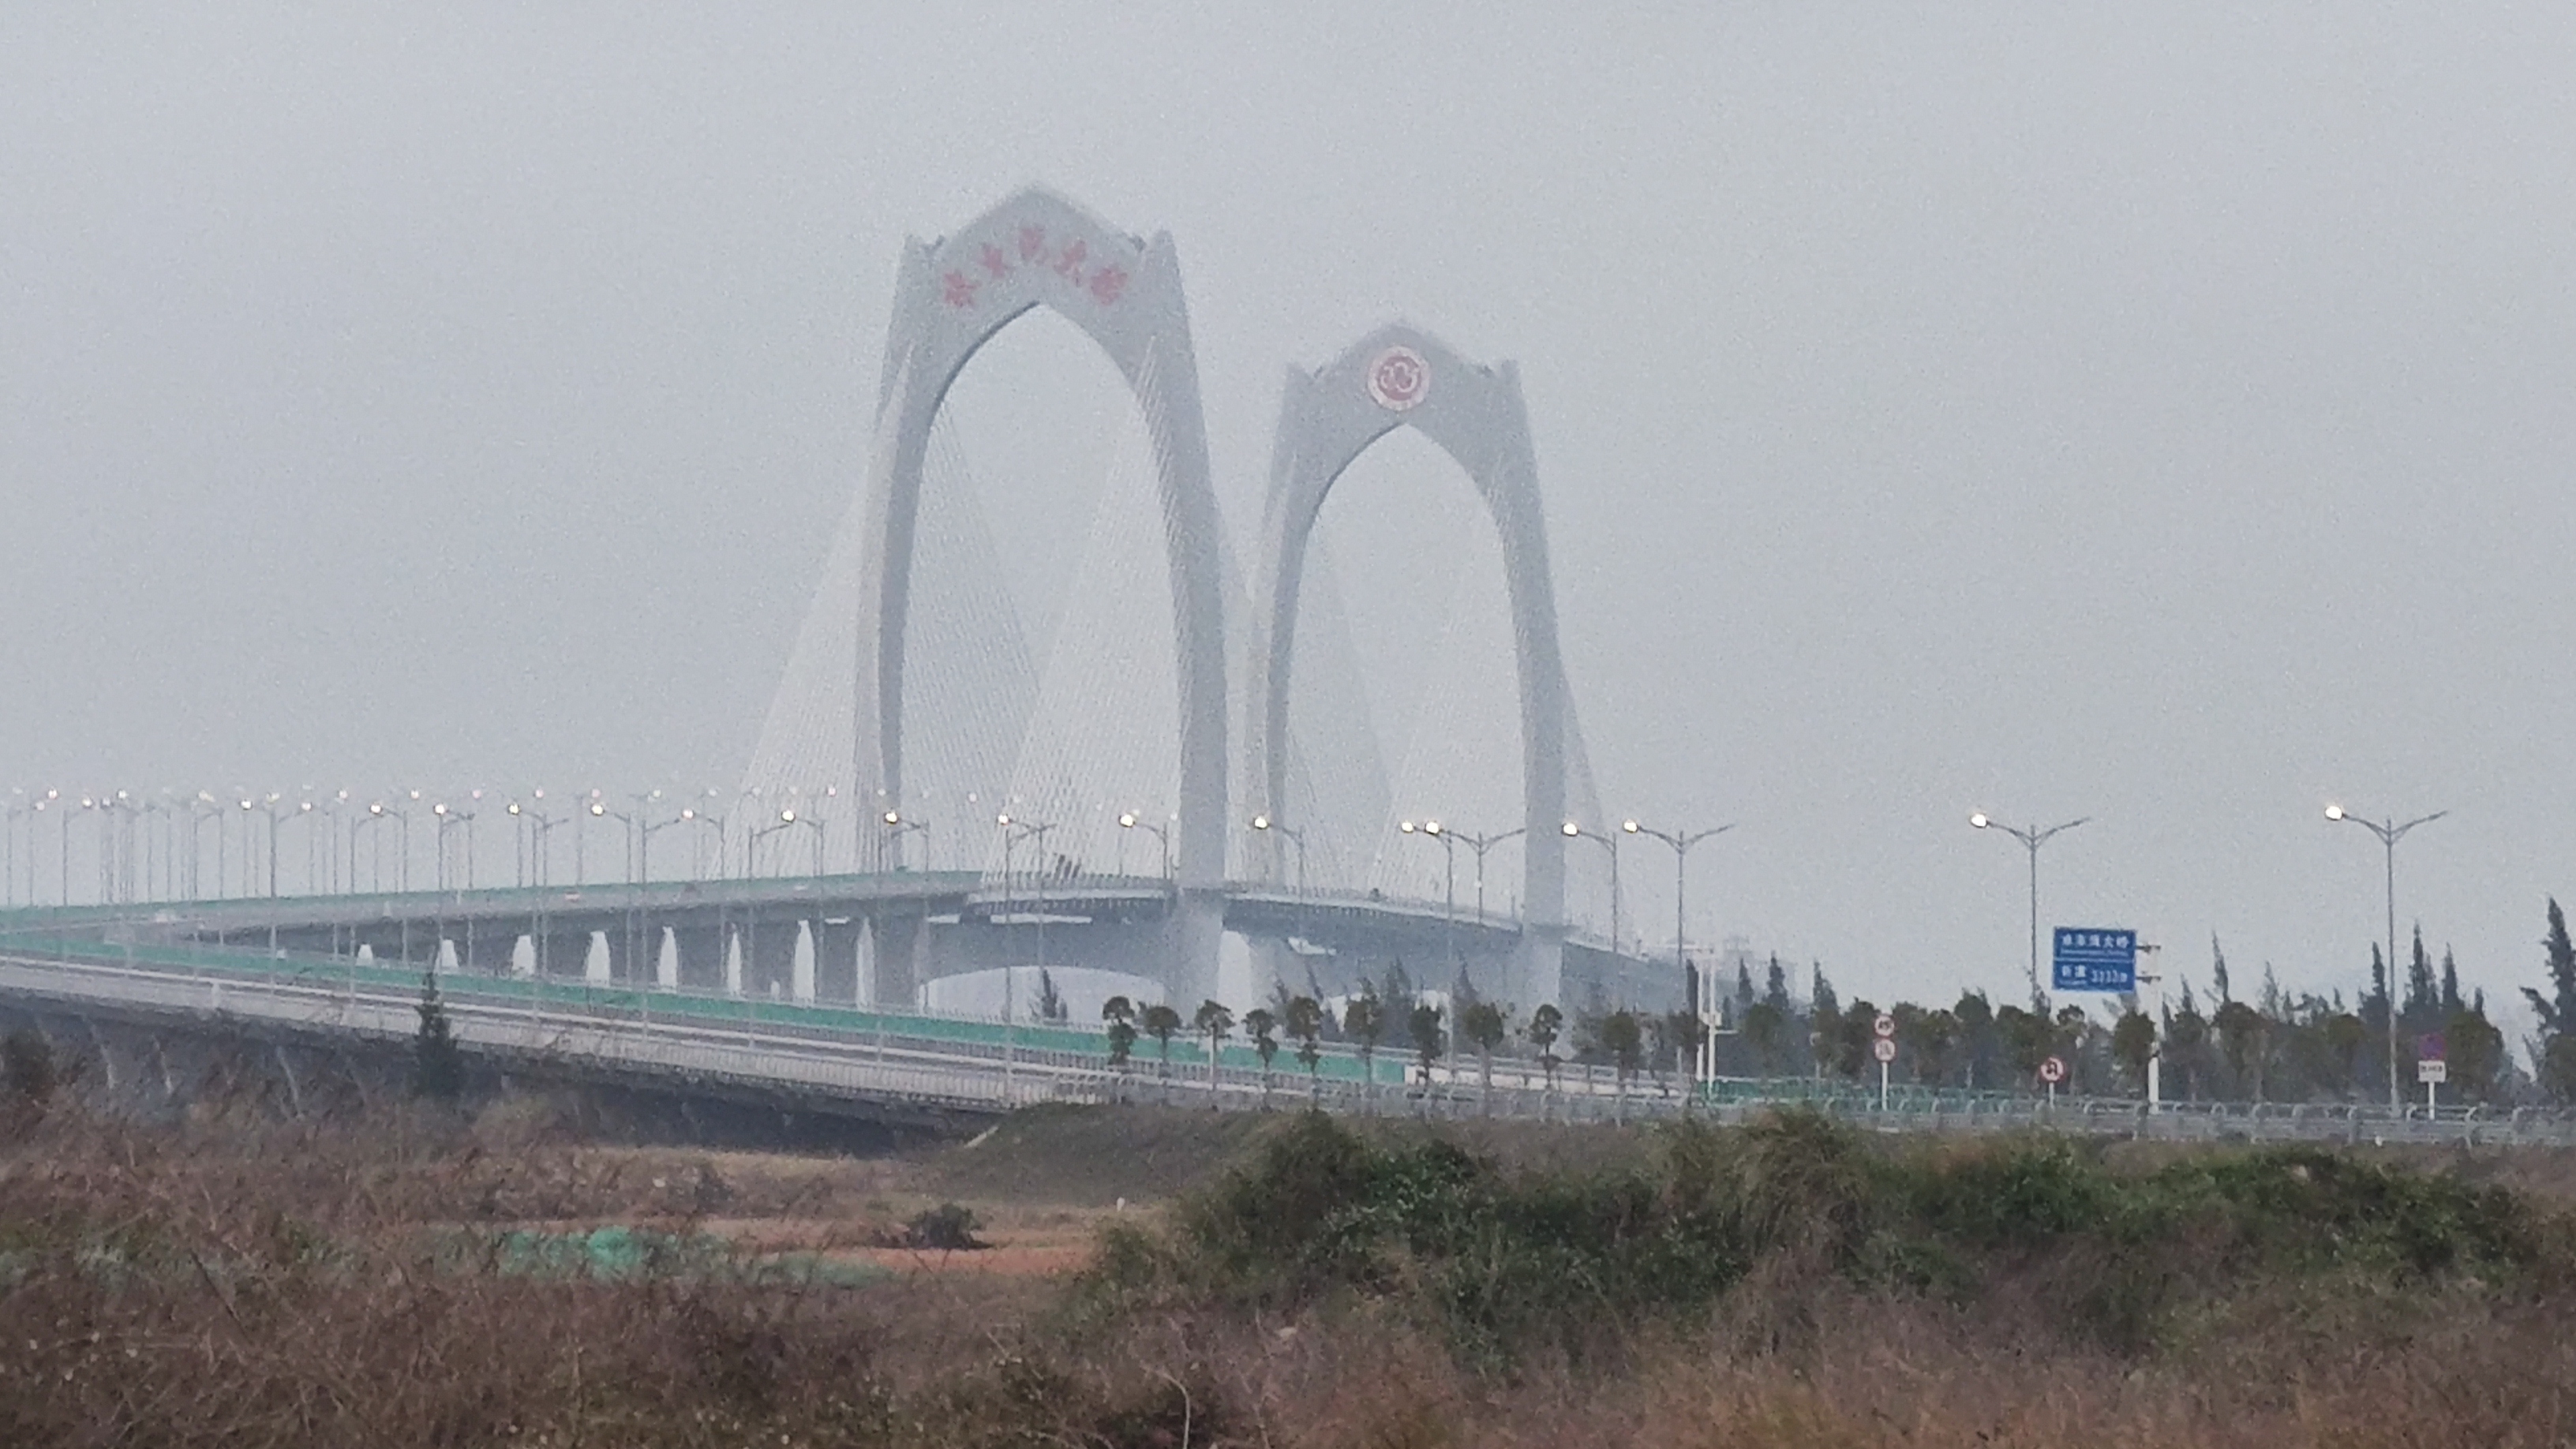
top-left (602, 920), bottom-right (656, 986)
top-left (814, 919), bottom-right (862, 1004)
top-left (744, 916), bottom-right (799, 999)
top-left (461, 926), bottom-right (521, 976)
top-left (1514, 926), bottom-right (1566, 1018)
top-left (867, 912), bottom-right (923, 1009)
top-left (535, 929), bottom-right (594, 980)
top-left (673, 924), bottom-right (727, 993)
top-left (1167, 891), bottom-right (1224, 1013)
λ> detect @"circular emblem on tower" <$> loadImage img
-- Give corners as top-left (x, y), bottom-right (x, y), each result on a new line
top-left (1365, 345), bottom-right (1430, 412)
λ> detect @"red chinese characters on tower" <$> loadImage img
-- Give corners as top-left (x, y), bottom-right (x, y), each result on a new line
top-left (941, 271), bottom-right (978, 309)
top-left (1017, 225), bottom-right (1047, 264)
top-left (978, 242), bottom-right (1013, 280)
top-left (1052, 238), bottom-right (1088, 283)
top-left (1088, 265), bottom-right (1129, 305)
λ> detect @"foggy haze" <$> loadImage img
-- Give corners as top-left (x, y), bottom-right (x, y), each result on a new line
top-left (6, 6), bottom-right (2575, 1027)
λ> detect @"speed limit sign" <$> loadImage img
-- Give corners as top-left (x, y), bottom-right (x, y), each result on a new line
top-left (2039, 1056), bottom-right (2067, 1084)
top-left (1872, 1037), bottom-right (1898, 1064)
top-left (1872, 1013), bottom-right (1896, 1039)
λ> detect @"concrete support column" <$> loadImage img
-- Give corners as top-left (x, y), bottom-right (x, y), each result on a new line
top-left (673, 924), bottom-right (726, 992)
top-left (1514, 926), bottom-right (1566, 1020)
top-left (867, 912), bottom-right (924, 1010)
top-left (814, 919), bottom-right (863, 1004)
top-left (602, 919), bottom-right (653, 985)
top-left (537, 930), bottom-right (594, 980)
top-left (745, 916), bottom-right (798, 998)
top-left (1248, 938), bottom-right (1299, 1008)
top-left (1166, 891), bottom-right (1225, 1013)
top-left (463, 927), bottom-right (522, 976)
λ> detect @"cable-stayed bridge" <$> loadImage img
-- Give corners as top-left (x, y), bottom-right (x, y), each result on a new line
top-left (2, 185), bottom-right (1672, 1121)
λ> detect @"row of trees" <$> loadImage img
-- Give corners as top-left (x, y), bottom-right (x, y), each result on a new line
top-left (1088, 897), bottom-right (2576, 1108)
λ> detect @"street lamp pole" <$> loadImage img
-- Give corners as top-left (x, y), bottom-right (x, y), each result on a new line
top-left (1623, 819), bottom-right (1737, 1088)
top-left (998, 814), bottom-right (1057, 1013)
top-left (1561, 822), bottom-right (1627, 966)
top-left (882, 811), bottom-right (931, 872)
top-left (1399, 820), bottom-right (1460, 964)
top-left (1118, 811), bottom-right (1171, 886)
top-left (2326, 803), bottom-right (2447, 1114)
top-left (1970, 812), bottom-right (2091, 1008)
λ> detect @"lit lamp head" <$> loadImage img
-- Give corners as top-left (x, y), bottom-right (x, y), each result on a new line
top-left (1970, 813), bottom-right (1990, 829)
top-left (779, 810), bottom-right (796, 824)
top-left (883, 811), bottom-right (900, 826)
top-left (1424, 821), bottom-right (1443, 837)
top-left (2324, 805), bottom-right (2346, 822)
top-left (589, 803), bottom-right (605, 818)
top-left (1118, 812), bottom-right (1138, 829)
top-left (1621, 819), bottom-right (1640, 834)
top-left (1252, 814), bottom-right (1271, 831)
top-left (1561, 822), bottom-right (1581, 837)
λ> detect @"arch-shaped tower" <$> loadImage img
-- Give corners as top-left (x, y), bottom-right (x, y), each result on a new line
top-left (1246, 324), bottom-right (1571, 1010)
top-left (856, 187), bottom-right (1228, 1000)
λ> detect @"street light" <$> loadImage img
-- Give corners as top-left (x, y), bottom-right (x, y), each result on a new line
top-left (1563, 821), bottom-right (1627, 967)
top-left (507, 799), bottom-right (563, 887)
top-left (640, 803), bottom-right (691, 883)
top-left (750, 808), bottom-right (801, 878)
top-left (1623, 818), bottom-right (1737, 1088)
top-left (1969, 812), bottom-right (2091, 1007)
top-left (1249, 814), bottom-right (1308, 898)
top-left (679, 805), bottom-right (728, 881)
top-left (433, 802), bottom-right (477, 893)
top-left (997, 813), bottom-right (1057, 1024)
top-left (2326, 803), bottom-right (2448, 1114)
top-left (1118, 811), bottom-right (1171, 884)
top-left (1399, 820), bottom-right (1460, 963)
top-left (882, 811), bottom-right (931, 872)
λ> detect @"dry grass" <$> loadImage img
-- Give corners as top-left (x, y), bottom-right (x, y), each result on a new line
top-left (3, 1094), bottom-right (2574, 1447)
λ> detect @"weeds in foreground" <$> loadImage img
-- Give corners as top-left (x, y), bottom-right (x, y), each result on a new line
top-left (2, 1100), bottom-right (2574, 1446)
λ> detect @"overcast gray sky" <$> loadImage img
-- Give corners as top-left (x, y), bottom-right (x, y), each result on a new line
top-left (7, 5), bottom-right (2574, 1023)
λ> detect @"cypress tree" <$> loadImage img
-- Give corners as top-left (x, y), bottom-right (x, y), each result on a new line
top-left (412, 972), bottom-right (465, 1103)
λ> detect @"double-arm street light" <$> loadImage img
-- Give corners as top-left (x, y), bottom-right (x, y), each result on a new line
top-left (589, 800), bottom-right (635, 883)
top-left (1969, 812), bottom-right (2091, 1007)
top-left (507, 799), bottom-right (563, 887)
top-left (998, 814), bottom-right (1057, 1028)
top-left (882, 811), bottom-right (931, 872)
top-left (1118, 811), bottom-right (1171, 884)
top-left (1249, 814), bottom-right (1307, 897)
top-left (639, 805), bottom-right (691, 883)
top-left (749, 808), bottom-right (803, 878)
top-left (680, 805), bottom-right (728, 881)
top-left (433, 801), bottom-right (476, 893)
top-left (1622, 819), bottom-right (1736, 1012)
top-left (1398, 820), bottom-right (1461, 962)
top-left (1561, 822), bottom-right (1627, 964)
top-left (2326, 803), bottom-right (2448, 1114)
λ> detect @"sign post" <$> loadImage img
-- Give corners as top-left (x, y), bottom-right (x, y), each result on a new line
top-left (1872, 1014), bottom-right (1896, 1112)
top-left (2417, 1032), bottom-right (2447, 1115)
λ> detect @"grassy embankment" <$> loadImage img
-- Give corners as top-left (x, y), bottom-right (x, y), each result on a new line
top-left (3, 1092), bottom-right (2575, 1446)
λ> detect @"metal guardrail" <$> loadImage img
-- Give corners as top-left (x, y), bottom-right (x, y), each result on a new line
top-left (6, 941), bottom-right (2574, 1145)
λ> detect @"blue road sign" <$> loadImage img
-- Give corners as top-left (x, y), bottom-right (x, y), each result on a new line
top-left (2053, 927), bottom-right (2137, 992)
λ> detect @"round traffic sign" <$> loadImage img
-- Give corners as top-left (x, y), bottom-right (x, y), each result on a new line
top-left (1872, 1036), bottom-right (1898, 1064)
top-left (2039, 1055), bottom-right (2067, 1084)
top-left (1872, 1013), bottom-right (1896, 1039)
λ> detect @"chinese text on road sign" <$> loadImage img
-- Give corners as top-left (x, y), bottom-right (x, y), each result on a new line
top-left (2053, 927), bottom-right (2137, 992)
